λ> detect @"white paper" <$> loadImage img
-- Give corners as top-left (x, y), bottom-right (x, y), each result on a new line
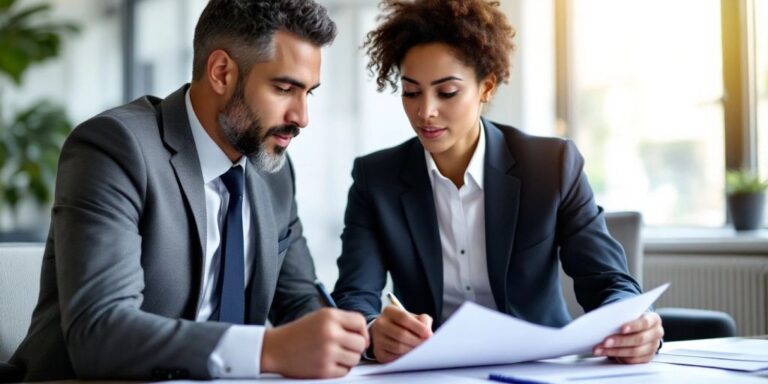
top-left (655, 337), bottom-right (768, 371)
top-left (654, 354), bottom-right (768, 372)
top-left (356, 283), bottom-right (669, 375)
top-left (661, 339), bottom-right (768, 362)
top-left (155, 371), bottom-right (486, 384)
top-left (493, 362), bottom-right (768, 384)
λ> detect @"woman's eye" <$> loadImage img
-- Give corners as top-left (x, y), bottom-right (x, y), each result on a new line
top-left (438, 91), bottom-right (458, 99)
top-left (402, 91), bottom-right (420, 98)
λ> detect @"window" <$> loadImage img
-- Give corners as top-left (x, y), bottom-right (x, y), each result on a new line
top-left (565, 0), bottom-right (725, 226)
top-left (755, 0), bottom-right (768, 224)
top-left (756, 0), bottom-right (768, 184)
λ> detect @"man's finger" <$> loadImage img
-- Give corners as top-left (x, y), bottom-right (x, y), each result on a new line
top-left (334, 310), bottom-right (369, 336)
top-left (334, 347), bottom-right (363, 369)
top-left (337, 330), bottom-right (368, 354)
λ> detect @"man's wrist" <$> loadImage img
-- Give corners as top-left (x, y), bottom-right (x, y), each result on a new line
top-left (208, 325), bottom-right (265, 378)
top-left (260, 328), bottom-right (279, 374)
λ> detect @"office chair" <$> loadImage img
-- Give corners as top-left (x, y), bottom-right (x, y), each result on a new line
top-left (0, 243), bottom-right (44, 364)
top-left (559, 211), bottom-right (737, 341)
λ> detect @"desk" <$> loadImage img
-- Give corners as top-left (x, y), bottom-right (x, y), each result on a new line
top-left (171, 338), bottom-right (767, 383)
top-left (39, 337), bottom-right (768, 383)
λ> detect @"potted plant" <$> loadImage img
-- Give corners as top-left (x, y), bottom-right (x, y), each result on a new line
top-left (0, 0), bottom-right (78, 241)
top-left (726, 169), bottom-right (768, 231)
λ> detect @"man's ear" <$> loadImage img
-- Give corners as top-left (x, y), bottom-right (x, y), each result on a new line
top-left (206, 49), bottom-right (239, 97)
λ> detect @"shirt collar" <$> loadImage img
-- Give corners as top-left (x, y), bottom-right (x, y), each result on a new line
top-left (185, 89), bottom-right (247, 184)
top-left (424, 119), bottom-right (486, 190)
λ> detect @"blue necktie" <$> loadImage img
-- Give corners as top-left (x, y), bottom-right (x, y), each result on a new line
top-left (213, 165), bottom-right (245, 324)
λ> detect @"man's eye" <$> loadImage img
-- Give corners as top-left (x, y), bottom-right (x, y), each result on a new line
top-left (275, 86), bottom-right (291, 94)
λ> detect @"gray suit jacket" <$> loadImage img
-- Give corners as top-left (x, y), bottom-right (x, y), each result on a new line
top-left (9, 85), bottom-right (322, 381)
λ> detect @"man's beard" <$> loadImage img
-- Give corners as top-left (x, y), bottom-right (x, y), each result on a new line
top-left (217, 82), bottom-right (300, 173)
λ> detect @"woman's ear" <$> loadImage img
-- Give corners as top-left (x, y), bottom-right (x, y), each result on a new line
top-left (480, 73), bottom-right (497, 103)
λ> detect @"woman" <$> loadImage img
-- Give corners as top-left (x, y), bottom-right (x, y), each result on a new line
top-left (332, 0), bottom-right (663, 365)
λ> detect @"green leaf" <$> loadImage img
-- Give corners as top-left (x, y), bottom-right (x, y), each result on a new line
top-left (0, 2), bottom-right (79, 83)
top-left (1, 100), bottom-right (73, 209)
top-left (726, 169), bottom-right (768, 194)
top-left (2, 4), bottom-right (51, 29)
top-left (0, 0), bottom-right (16, 13)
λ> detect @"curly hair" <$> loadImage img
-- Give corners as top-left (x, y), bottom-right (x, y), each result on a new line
top-left (364, 0), bottom-right (515, 92)
top-left (192, 0), bottom-right (337, 80)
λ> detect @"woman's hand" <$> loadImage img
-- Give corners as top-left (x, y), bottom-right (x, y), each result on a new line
top-left (369, 305), bottom-right (433, 363)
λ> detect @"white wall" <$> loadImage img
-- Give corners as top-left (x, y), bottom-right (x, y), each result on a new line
top-left (3, 0), bottom-right (557, 287)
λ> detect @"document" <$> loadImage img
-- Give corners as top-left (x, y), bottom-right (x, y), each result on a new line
top-left (486, 359), bottom-right (768, 384)
top-left (353, 283), bottom-right (669, 375)
top-left (656, 338), bottom-right (768, 371)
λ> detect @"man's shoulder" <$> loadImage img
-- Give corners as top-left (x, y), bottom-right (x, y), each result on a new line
top-left (84, 95), bottom-right (163, 132)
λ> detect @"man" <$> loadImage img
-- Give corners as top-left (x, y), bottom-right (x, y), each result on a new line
top-left (8, 0), bottom-right (368, 381)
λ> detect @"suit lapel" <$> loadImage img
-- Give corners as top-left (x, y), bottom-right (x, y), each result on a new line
top-left (244, 166), bottom-right (278, 324)
top-left (482, 118), bottom-right (520, 313)
top-left (399, 140), bottom-right (444, 319)
top-left (160, 85), bottom-right (207, 309)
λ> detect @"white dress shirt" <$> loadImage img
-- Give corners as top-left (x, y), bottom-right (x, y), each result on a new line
top-left (185, 90), bottom-right (264, 378)
top-left (425, 121), bottom-right (498, 320)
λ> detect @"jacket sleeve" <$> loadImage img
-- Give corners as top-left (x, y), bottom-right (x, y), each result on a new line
top-left (555, 140), bottom-right (642, 312)
top-left (53, 116), bottom-right (229, 380)
top-left (268, 157), bottom-right (324, 325)
top-left (332, 158), bottom-right (388, 323)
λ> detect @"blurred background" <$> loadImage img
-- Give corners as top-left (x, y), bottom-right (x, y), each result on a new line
top-left (1, 0), bottom-right (767, 287)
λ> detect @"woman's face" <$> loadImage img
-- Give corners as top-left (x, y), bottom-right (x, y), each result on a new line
top-left (399, 43), bottom-right (495, 159)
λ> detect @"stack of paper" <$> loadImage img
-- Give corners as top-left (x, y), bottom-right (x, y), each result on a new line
top-left (656, 339), bottom-right (768, 372)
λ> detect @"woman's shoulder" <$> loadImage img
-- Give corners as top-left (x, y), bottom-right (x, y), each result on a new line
top-left (355, 136), bottom-right (421, 166)
top-left (486, 119), bottom-right (567, 146)
top-left (484, 119), bottom-right (582, 167)
top-left (487, 119), bottom-right (576, 151)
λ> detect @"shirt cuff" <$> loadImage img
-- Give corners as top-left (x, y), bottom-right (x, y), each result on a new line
top-left (208, 325), bottom-right (265, 378)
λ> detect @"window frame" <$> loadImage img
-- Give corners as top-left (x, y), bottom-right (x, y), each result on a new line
top-left (554, 0), bottom-right (763, 227)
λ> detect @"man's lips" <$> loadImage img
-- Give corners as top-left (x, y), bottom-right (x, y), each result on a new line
top-left (272, 134), bottom-right (293, 147)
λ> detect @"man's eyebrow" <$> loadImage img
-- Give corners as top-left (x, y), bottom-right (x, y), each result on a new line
top-left (401, 76), bottom-right (464, 86)
top-left (271, 76), bottom-right (321, 92)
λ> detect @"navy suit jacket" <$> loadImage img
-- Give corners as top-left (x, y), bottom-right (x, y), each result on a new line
top-left (332, 118), bottom-right (641, 328)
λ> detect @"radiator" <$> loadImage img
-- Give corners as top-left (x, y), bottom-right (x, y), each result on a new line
top-left (644, 254), bottom-right (768, 336)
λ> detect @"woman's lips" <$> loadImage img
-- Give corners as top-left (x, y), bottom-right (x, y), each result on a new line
top-left (419, 126), bottom-right (447, 139)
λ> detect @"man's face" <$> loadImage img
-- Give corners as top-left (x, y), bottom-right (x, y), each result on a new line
top-left (218, 30), bottom-right (321, 173)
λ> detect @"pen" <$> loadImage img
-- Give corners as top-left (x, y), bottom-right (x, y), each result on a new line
top-left (314, 280), bottom-right (337, 308)
top-left (488, 373), bottom-right (548, 384)
top-left (386, 291), bottom-right (406, 311)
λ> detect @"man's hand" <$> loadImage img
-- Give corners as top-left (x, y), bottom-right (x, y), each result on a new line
top-left (370, 305), bottom-right (433, 363)
top-left (593, 312), bottom-right (664, 364)
top-left (260, 308), bottom-right (369, 378)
